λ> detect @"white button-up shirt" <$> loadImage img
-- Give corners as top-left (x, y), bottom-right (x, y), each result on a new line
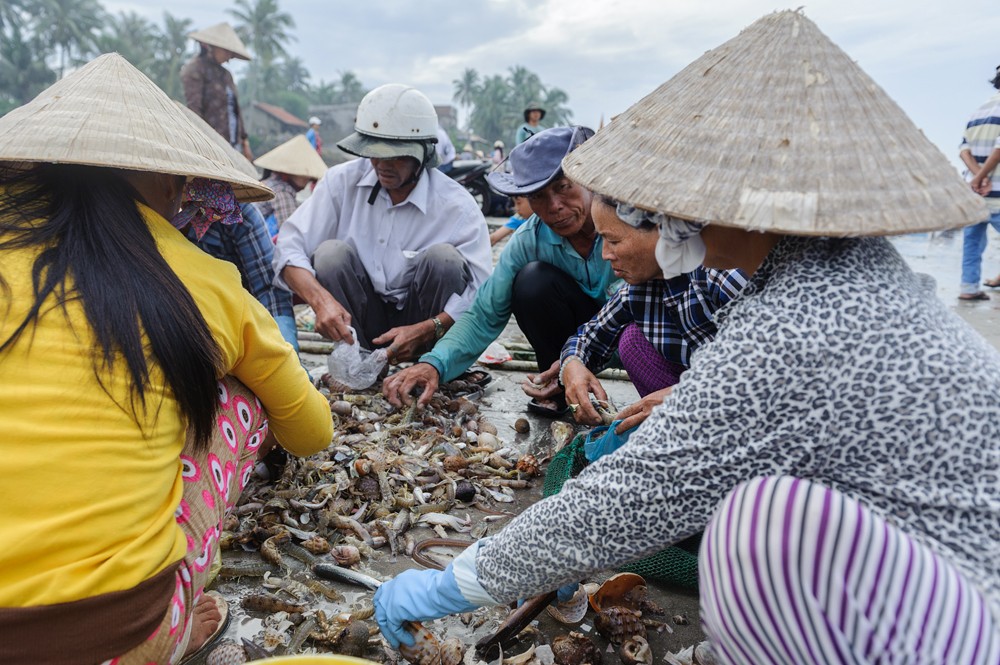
top-left (273, 158), bottom-right (492, 319)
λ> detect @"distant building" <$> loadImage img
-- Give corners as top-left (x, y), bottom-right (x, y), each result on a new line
top-left (247, 102), bottom-right (309, 155)
top-left (435, 105), bottom-right (457, 132)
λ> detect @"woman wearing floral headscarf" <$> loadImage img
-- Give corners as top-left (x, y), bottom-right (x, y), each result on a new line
top-left (373, 12), bottom-right (998, 663)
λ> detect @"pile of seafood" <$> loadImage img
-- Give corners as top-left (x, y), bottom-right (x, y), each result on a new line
top-left (212, 377), bottom-right (557, 664)
top-left (501, 573), bottom-right (715, 665)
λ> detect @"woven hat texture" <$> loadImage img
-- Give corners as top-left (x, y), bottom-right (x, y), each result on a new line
top-left (0, 54), bottom-right (272, 202)
top-left (254, 135), bottom-right (328, 180)
top-left (563, 10), bottom-right (988, 236)
top-left (173, 101), bottom-right (260, 180)
top-left (188, 22), bottom-right (251, 60)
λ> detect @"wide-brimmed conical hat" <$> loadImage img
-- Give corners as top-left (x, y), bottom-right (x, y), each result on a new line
top-left (563, 10), bottom-right (988, 236)
top-left (254, 135), bottom-right (328, 180)
top-left (188, 22), bottom-right (251, 61)
top-left (0, 53), bottom-right (272, 202)
top-left (173, 100), bottom-right (260, 180)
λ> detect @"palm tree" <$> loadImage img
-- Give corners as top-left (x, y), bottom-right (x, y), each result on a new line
top-left (0, 0), bottom-right (27, 31)
top-left (469, 74), bottom-right (514, 146)
top-left (96, 11), bottom-right (158, 76)
top-left (0, 22), bottom-right (56, 109)
top-left (279, 56), bottom-right (309, 93)
top-left (152, 12), bottom-right (194, 100)
top-left (32, 0), bottom-right (105, 78)
top-left (542, 87), bottom-right (574, 127)
top-left (227, 0), bottom-right (295, 103)
top-left (452, 67), bottom-right (479, 115)
top-left (336, 70), bottom-right (365, 104)
top-left (507, 66), bottom-right (542, 103)
top-left (309, 79), bottom-right (337, 105)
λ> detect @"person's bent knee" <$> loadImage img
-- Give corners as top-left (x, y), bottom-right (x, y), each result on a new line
top-left (512, 261), bottom-right (563, 307)
top-left (312, 239), bottom-right (358, 276)
top-left (417, 243), bottom-right (465, 273)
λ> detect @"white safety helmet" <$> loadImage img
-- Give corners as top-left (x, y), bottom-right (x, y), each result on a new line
top-left (337, 83), bottom-right (439, 166)
top-left (308, 116), bottom-right (321, 126)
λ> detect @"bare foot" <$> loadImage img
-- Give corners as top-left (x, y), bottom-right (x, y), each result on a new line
top-left (182, 594), bottom-right (222, 657)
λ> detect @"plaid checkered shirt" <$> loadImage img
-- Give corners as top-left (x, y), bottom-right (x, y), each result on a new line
top-left (188, 203), bottom-right (293, 321)
top-left (560, 266), bottom-right (748, 370)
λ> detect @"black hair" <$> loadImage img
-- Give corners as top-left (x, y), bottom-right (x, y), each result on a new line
top-left (0, 165), bottom-right (222, 450)
top-left (992, 66), bottom-right (1000, 91)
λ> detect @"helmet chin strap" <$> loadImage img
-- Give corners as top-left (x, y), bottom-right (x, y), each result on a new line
top-left (367, 143), bottom-right (432, 205)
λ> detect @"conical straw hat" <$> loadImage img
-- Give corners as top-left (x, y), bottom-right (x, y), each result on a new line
top-left (254, 135), bottom-right (328, 180)
top-left (0, 53), bottom-right (272, 203)
top-left (563, 10), bottom-right (988, 236)
top-left (173, 100), bottom-right (260, 180)
top-left (188, 22), bottom-right (251, 61)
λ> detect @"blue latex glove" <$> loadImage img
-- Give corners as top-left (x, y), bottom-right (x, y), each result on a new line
top-left (583, 419), bottom-right (637, 462)
top-left (273, 314), bottom-right (300, 353)
top-left (556, 582), bottom-right (579, 602)
top-left (373, 564), bottom-right (479, 649)
top-left (516, 582), bottom-right (578, 608)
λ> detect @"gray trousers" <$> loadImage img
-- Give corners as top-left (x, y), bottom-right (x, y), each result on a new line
top-left (312, 240), bottom-right (472, 350)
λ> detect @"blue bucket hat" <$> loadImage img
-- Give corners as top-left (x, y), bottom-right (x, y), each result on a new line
top-left (487, 126), bottom-right (594, 196)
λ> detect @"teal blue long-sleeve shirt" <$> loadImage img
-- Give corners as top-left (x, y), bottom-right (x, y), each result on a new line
top-left (421, 215), bottom-right (623, 381)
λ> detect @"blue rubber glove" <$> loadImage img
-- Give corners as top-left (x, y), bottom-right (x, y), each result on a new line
top-left (516, 582), bottom-right (578, 608)
top-left (273, 314), bottom-right (300, 353)
top-left (583, 419), bottom-right (636, 462)
top-left (557, 582), bottom-right (579, 602)
top-left (373, 564), bottom-right (479, 649)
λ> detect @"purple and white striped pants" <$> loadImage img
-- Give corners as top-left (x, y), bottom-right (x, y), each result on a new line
top-left (700, 476), bottom-right (1000, 664)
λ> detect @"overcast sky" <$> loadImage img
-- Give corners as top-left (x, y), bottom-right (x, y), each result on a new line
top-left (109, 0), bottom-right (1000, 169)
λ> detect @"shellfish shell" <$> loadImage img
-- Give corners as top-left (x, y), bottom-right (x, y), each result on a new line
top-left (551, 631), bottom-right (601, 665)
top-left (594, 606), bottom-right (646, 645)
top-left (515, 453), bottom-right (540, 477)
top-left (589, 572), bottom-right (646, 612)
top-left (546, 585), bottom-right (589, 624)
top-left (619, 636), bottom-right (652, 665)
top-left (398, 621), bottom-right (442, 665)
top-left (330, 545), bottom-right (361, 566)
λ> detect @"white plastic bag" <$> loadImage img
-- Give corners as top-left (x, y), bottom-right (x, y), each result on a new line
top-left (476, 340), bottom-right (512, 365)
top-left (326, 327), bottom-right (388, 390)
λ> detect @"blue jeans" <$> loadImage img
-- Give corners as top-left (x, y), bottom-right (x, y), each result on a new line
top-left (960, 209), bottom-right (1000, 294)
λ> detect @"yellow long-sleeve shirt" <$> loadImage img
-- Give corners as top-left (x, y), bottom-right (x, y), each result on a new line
top-left (0, 203), bottom-right (333, 607)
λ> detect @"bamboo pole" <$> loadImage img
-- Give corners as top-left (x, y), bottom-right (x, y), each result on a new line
top-left (482, 360), bottom-right (631, 382)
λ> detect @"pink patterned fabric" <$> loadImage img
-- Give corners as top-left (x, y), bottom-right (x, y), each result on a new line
top-left (109, 376), bottom-right (266, 665)
top-left (171, 179), bottom-right (243, 241)
top-left (618, 322), bottom-right (684, 397)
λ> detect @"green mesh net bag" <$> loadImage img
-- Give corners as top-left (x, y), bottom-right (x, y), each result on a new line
top-left (543, 433), bottom-right (701, 589)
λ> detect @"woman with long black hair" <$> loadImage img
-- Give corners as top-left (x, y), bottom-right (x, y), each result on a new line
top-left (0, 54), bottom-right (332, 664)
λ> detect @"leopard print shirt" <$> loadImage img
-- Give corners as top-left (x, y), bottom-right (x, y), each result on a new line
top-left (476, 236), bottom-right (1000, 618)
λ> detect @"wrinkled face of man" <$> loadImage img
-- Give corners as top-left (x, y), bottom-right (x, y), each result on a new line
top-left (370, 156), bottom-right (420, 193)
top-left (526, 176), bottom-right (593, 238)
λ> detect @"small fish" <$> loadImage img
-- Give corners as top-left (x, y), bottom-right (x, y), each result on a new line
top-left (241, 593), bottom-right (306, 614)
top-left (312, 562), bottom-right (384, 590)
top-left (417, 512), bottom-right (472, 533)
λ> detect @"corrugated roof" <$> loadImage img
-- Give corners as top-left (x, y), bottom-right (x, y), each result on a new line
top-left (253, 102), bottom-right (308, 128)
